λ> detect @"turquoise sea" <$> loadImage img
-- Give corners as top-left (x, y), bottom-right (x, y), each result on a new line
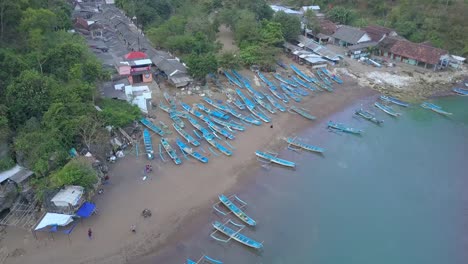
top-left (147, 96), bottom-right (468, 264)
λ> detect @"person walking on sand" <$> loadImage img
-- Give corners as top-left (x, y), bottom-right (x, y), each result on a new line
top-left (88, 228), bottom-right (93, 239)
top-left (131, 224), bottom-right (136, 233)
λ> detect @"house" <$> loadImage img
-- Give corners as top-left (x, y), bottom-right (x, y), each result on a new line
top-left (297, 36), bottom-right (341, 62)
top-left (347, 41), bottom-right (378, 59)
top-left (304, 19), bottom-right (337, 44)
top-left (331, 25), bottom-right (372, 46)
top-left (116, 52), bottom-right (153, 84)
top-left (362, 25), bottom-right (398, 42)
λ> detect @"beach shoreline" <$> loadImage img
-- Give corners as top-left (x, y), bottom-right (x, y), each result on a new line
top-left (1, 76), bottom-right (376, 264)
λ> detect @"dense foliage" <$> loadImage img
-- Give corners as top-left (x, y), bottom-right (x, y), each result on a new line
top-left (50, 158), bottom-right (98, 190)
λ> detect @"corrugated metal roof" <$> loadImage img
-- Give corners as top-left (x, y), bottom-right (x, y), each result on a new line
top-left (0, 165), bottom-right (33, 184)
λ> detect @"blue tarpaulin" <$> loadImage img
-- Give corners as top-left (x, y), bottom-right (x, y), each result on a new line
top-left (76, 202), bottom-right (96, 218)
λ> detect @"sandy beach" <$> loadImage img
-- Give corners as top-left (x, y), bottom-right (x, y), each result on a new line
top-left (1, 71), bottom-right (376, 264)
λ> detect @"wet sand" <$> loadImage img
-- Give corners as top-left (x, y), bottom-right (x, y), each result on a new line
top-left (1, 74), bottom-right (376, 264)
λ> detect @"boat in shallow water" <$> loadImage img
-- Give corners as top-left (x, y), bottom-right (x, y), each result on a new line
top-left (421, 102), bottom-right (453, 116)
top-left (374, 102), bottom-right (401, 117)
top-left (211, 220), bottom-right (263, 249)
top-left (453, 87), bottom-right (468, 96)
top-left (176, 138), bottom-right (208, 163)
top-left (142, 129), bottom-right (154, 159)
top-left (284, 137), bottom-right (324, 153)
top-left (355, 109), bottom-right (384, 125)
top-left (289, 106), bottom-right (316, 120)
top-left (380, 95), bottom-right (410, 107)
top-left (187, 255), bottom-right (223, 264)
top-left (327, 121), bottom-right (363, 134)
top-left (216, 194), bottom-right (256, 226)
top-left (255, 151), bottom-right (296, 168)
top-left (173, 123), bottom-right (200, 147)
top-left (161, 138), bottom-right (182, 165)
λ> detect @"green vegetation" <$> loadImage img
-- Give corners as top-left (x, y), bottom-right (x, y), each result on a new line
top-left (50, 158), bottom-right (98, 190)
top-left (98, 99), bottom-right (141, 127)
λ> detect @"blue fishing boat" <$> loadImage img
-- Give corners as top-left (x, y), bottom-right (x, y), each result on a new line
top-left (290, 85), bottom-right (310, 96)
top-left (273, 73), bottom-right (298, 87)
top-left (196, 103), bottom-right (230, 120)
top-left (161, 138), bottom-right (182, 165)
top-left (253, 97), bottom-right (276, 114)
top-left (280, 83), bottom-right (301, 102)
top-left (276, 60), bottom-right (288, 69)
top-left (292, 76), bottom-right (316, 91)
top-left (265, 94), bottom-right (286, 112)
top-left (140, 118), bottom-right (165, 136)
top-left (210, 220), bottom-right (263, 249)
top-left (268, 85), bottom-right (289, 103)
top-left (421, 102), bottom-right (453, 116)
top-left (176, 138), bottom-right (208, 163)
top-left (290, 64), bottom-right (313, 82)
top-left (169, 112), bottom-right (185, 128)
top-left (163, 92), bottom-right (177, 110)
top-left (248, 105), bottom-right (271, 123)
top-left (380, 95), bottom-right (410, 107)
top-left (284, 137), bottom-right (325, 153)
top-left (321, 68), bottom-right (343, 84)
top-left (316, 69), bottom-right (333, 86)
top-left (142, 129), bottom-right (154, 159)
top-left (235, 89), bottom-right (255, 108)
top-left (208, 123), bottom-right (235, 140)
top-left (180, 101), bottom-right (192, 112)
top-left (223, 71), bottom-right (242, 88)
top-left (173, 123), bottom-right (200, 147)
top-left (187, 255), bottom-right (223, 264)
top-left (158, 101), bottom-right (171, 113)
top-left (327, 121), bottom-right (363, 134)
top-left (289, 106), bottom-right (316, 120)
top-left (257, 72), bottom-right (274, 86)
top-left (355, 109), bottom-right (384, 125)
top-left (240, 114), bottom-right (262, 126)
top-left (453, 87), bottom-right (468, 96)
top-left (202, 97), bottom-right (231, 113)
top-left (201, 128), bottom-right (232, 156)
top-left (374, 102), bottom-right (401, 117)
top-left (211, 117), bottom-right (245, 131)
top-left (231, 69), bottom-right (247, 83)
top-left (243, 80), bottom-right (265, 100)
top-left (214, 194), bottom-right (256, 226)
top-left (255, 151), bottom-right (296, 168)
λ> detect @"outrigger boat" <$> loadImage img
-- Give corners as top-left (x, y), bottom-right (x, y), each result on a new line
top-left (140, 118), bottom-right (165, 136)
top-left (169, 112), bottom-right (185, 128)
top-left (203, 97), bottom-right (231, 113)
top-left (187, 255), bottom-right (223, 264)
top-left (176, 138), bottom-right (208, 163)
top-left (421, 102), bottom-right (453, 116)
top-left (292, 76), bottom-right (316, 91)
top-left (453, 87), bottom-right (468, 96)
top-left (158, 101), bottom-right (171, 113)
top-left (173, 123), bottom-right (200, 147)
top-left (208, 123), bottom-right (235, 140)
top-left (374, 102), bottom-right (401, 117)
top-left (289, 106), bottom-right (316, 120)
top-left (255, 151), bottom-right (296, 168)
top-left (225, 93), bottom-right (245, 110)
top-left (268, 85), bottom-right (289, 103)
top-left (196, 103), bottom-right (230, 120)
top-left (265, 94), bottom-right (286, 112)
top-left (248, 105), bottom-right (271, 123)
top-left (253, 97), bottom-right (276, 114)
top-left (223, 70), bottom-right (242, 88)
top-left (211, 116), bottom-right (245, 131)
top-left (316, 69), bottom-right (333, 86)
top-left (380, 95), bottom-right (410, 107)
top-left (243, 78), bottom-right (265, 100)
top-left (210, 220), bottom-right (263, 250)
top-left (290, 64), bottom-right (313, 82)
top-left (161, 138), bottom-right (182, 165)
top-left (355, 109), bottom-right (384, 125)
top-left (213, 194), bottom-right (256, 226)
top-left (284, 137), bottom-right (324, 153)
top-left (321, 68), bottom-right (343, 84)
top-left (280, 84), bottom-right (302, 102)
top-left (142, 129), bottom-right (155, 159)
top-left (201, 128), bottom-right (232, 156)
top-left (327, 121), bottom-right (363, 134)
top-left (163, 92), bottom-right (177, 110)
top-left (273, 73), bottom-right (298, 87)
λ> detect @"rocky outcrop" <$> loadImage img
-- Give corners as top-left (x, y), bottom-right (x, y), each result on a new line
top-left (0, 181), bottom-right (18, 214)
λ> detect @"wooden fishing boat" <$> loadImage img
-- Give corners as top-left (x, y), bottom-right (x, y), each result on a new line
top-left (163, 92), bottom-right (177, 109)
top-left (374, 102), bottom-right (401, 117)
top-left (292, 76), bottom-right (316, 91)
top-left (321, 68), bottom-right (343, 84)
top-left (173, 123), bottom-right (200, 147)
top-left (248, 105), bottom-right (271, 123)
top-left (241, 77), bottom-right (265, 100)
top-left (265, 94), bottom-right (286, 112)
top-left (327, 121), bottom-right (363, 134)
top-left (290, 64), bottom-right (313, 82)
top-left (235, 89), bottom-right (255, 109)
top-left (187, 255), bottom-right (223, 264)
top-left (142, 129), bottom-right (155, 159)
top-left (223, 70), bottom-right (242, 88)
top-left (203, 97), bottom-right (231, 112)
top-left (289, 106), bottom-right (316, 120)
top-left (196, 103), bottom-right (230, 120)
top-left (355, 109), bottom-right (384, 125)
top-left (176, 138), bottom-right (208, 163)
top-left (316, 69), bottom-right (333, 86)
top-left (211, 117), bottom-right (245, 131)
top-left (208, 123), bottom-right (235, 140)
top-left (210, 220), bottom-right (263, 250)
top-left (380, 95), bottom-right (410, 107)
top-left (140, 118), bottom-right (165, 136)
top-left (284, 137), bottom-right (324, 153)
top-left (255, 151), bottom-right (296, 168)
top-left (225, 93), bottom-right (245, 110)
top-left (280, 83), bottom-right (301, 102)
top-left (158, 101), bottom-right (171, 113)
top-left (161, 138), bottom-right (182, 165)
top-left (180, 101), bottom-right (192, 112)
top-left (292, 86), bottom-right (310, 96)
top-left (213, 194), bottom-right (256, 226)
top-left (421, 102), bottom-right (453, 116)
top-left (267, 84), bottom-right (288, 103)
top-left (169, 112), bottom-right (185, 128)
top-left (453, 87), bottom-right (468, 96)
top-left (240, 114), bottom-right (262, 126)
top-left (253, 97), bottom-right (276, 114)
top-left (273, 73), bottom-right (298, 87)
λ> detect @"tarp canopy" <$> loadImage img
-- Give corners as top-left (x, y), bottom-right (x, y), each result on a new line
top-left (76, 202), bottom-right (96, 218)
top-left (35, 213), bottom-right (74, 230)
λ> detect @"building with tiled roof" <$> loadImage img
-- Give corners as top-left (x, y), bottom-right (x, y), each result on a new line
top-left (362, 25), bottom-right (398, 42)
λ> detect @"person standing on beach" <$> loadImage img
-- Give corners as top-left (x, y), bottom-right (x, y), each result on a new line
top-left (88, 228), bottom-right (93, 239)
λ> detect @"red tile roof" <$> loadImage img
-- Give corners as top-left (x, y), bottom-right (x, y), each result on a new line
top-left (390, 40), bottom-right (448, 65)
top-left (74, 17), bottom-right (89, 30)
top-left (362, 25), bottom-right (395, 42)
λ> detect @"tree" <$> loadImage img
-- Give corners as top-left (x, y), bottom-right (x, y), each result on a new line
top-left (0, 49), bottom-right (27, 96)
top-left (218, 52), bottom-right (242, 70)
top-left (98, 99), bottom-right (141, 127)
top-left (50, 158), bottom-right (98, 190)
top-left (20, 8), bottom-right (58, 35)
top-left (186, 53), bottom-right (218, 80)
top-left (239, 44), bottom-right (278, 71)
top-left (327, 6), bottom-right (357, 25)
top-left (272, 11), bottom-right (301, 41)
top-left (0, 0), bottom-right (20, 41)
top-left (234, 10), bottom-right (260, 46)
top-left (260, 21), bottom-right (284, 47)
top-left (303, 9), bottom-right (320, 34)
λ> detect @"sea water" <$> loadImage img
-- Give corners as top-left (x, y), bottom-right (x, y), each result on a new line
top-left (148, 96), bottom-right (468, 264)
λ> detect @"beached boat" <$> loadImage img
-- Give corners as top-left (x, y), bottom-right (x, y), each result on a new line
top-left (175, 138), bottom-right (208, 163)
top-left (196, 103), bottom-right (230, 120)
top-left (284, 137), bottom-right (325, 153)
top-left (142, 129), bottom-right (155, 159)
top-left (169, 112), bottom-right (185, 128)
top-left (421, 102), bottom-right (453, 116)
top-left (316, 69), bottom-right (333, 86)
top-left (161, 138), bottom-right (182, 165)
top-left (321, 68), bottom-right (343, 84)
top-left (327, 121), bottom-right (363, 134)
top-left (140, 118), bottom-right (165, 136)
top-left (163, 92), bottom-right (177, 110)
top-left (355, 109), bottom-right (384, 125)
top-left (203, 97), bottom-right (231, 112)
top-left (265, 94), bottom-right (286, 112)
top-left (289, 106), bottom-right (316, 120)
top-left (374, 102), bottom-right (401, 117)
top-left (211, 116), bottom-right (245, 131)
top-left (208, 123), bottom-right (235, 140)
top-left (280, 84), bottom-right (301, 102)
top-left (201, 128), bottom-right (233, 156)
top-left (253, 97), bottom-right (276, 114)
top-left (273, 73), bottom-right (298, 87)
top-left (453, 87), bottom-right (468, 96)
top-left (292, 76), bottom-right (316, 91)
top-left (248, 105), bottom-right (271, 123)
top-left (223, 70), bottom-right (242, 88)
top-left (180, 101), bottom-right (192, 112)
top-left (173, 123), bottom-right (200, 147)
top-left (235, 89), bottom-right (255, 109)
top-left (210, 220), bottom-right (263, 249)
top-left (255, 151), bottom-right (296, 168)
top-left (380, 95), bottom-right (410, 107)
top-left (266, 83), bottom-right (288, 103)
top-left (158, 101), bottom-right (172, 113)
top-left (215, 194), bottom-right (256, 226)
top-left (290, 64), bottom-right (313, 82)
top-left (187, 255), bottom-right (223, 264)
top-left (291, 86), bottom-right (310, 96)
